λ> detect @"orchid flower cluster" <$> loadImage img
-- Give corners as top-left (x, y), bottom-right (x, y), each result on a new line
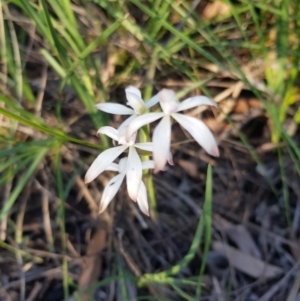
top-left (85, 86), bottom-right (219, 216)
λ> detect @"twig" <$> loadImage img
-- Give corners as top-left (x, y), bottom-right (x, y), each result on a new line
top-left (257, 261), bottom-right (300, 301)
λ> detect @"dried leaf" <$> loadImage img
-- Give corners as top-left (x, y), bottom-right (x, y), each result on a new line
top-left (78, 221), bottom-right (108, 301)
top-left (212, 277), bottom-right (225, 301)
top-left (200, 1), bottom-right (231, 20)
top-left (178, 159), bottom-right (198, 177)
top-left (212, 241), bottom-right (283, 279)
top-left (215, 215), bottom-right (261, 259)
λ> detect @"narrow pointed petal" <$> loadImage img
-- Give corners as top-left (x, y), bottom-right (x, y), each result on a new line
top-left (176, 96), bottom-right (217, 112)
top-left (134, 142), bottom-right (153, 152)
top-left (125, 91), bottom-right (145, 114)
top-left (142, 160), bottom-right (155, 170)
top-left (95, 103), bottom-right (134, 115)
top-left (105, 163), bottom-right (119, 172)
top-left (99, 174), bottom-right (125, 214)
top-left (168, 152), bottom-right (174, 165)
top-left (125, 86), bottom-right (142, 98)
top-left (159, 89), bottom-right (179, 114)
top-left (118, 157), bottom-right (128, 174)
top-left (126, 146), bottom-right (142, 201)
top-left (153, 115), bottom-right (171, 172)
top-left (85, 145), bottom-right (128, 183)
top-left (137, 181), bottom-right (149, 216)
top-left (97, 126), bottom-right (119, 140)
top-left (126, 112), bottom-right (164, 141)
top-left (118, 115), bottom-right (137, 132)
top-left (172, 113), bottom-right (219, 157)
top-left (145, 93), bottom-right (159, 109)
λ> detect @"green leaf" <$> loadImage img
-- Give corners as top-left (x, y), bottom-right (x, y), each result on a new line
top-left (0, 147), bottom-right (48, 220)
top-left (0, 106), bottom-right (105, 149)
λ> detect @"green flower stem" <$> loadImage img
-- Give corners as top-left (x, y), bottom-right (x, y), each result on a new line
top-left (138, 164), bottom-right (213, 287)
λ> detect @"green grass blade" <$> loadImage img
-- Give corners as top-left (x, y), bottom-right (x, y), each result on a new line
top-left (61, 15), bottom-right (128, 88)
top-left (54, 145), bottom-right (69, 300)
top-left (0, 106), bottom-right (105, 149)
top-left (196, 164), bottom-right (212, 297)
top-left (138, 164), bottom-right (213, 287)
top-left (0, 147), bottom-right (48, 220)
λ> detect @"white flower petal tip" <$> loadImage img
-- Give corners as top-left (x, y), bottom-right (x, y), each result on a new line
top-left (84, 176), bottom-right (90, 184)
top-left (95, 103), bottom-right (134, 115)
top-left (126, 146), bottom-right (142, 201)
top-left (99, 174), bottom-right (125, 213)
top-left (97, 126), bottom-right (119, 141)
top-left (153, 115), bottom-right (171, 173)
top-left (99, 208), bottom-right (105, 214)
top-left (168, 153), bottom-right (174, 165)
top-left (202, 138), bottom-right (219, 157)
top-left (176, 95), bottom-right (218, 112)
top-left (137, 181), bottom-right (149, 216)
top-left (209, 146), bottom-right (220, 157)
top-left (125, 86), bottom-right (142, 98)
top-left (142, 209), bottom-right (150, 217)
top-left (153, 155), bottom-right (173, 173)
top-left (172, 113), bottom-right (219, 158)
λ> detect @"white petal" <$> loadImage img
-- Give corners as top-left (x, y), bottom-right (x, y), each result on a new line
top-left (168, 152), bottom-right (174, 165)
top-left (172, 113), bottom-right (219, 157)
top-left (119, 157), bottom-right (128, 174)
top-left (125, 92), bottom-right (145, 114)
top-left (118, 115), bottom-right (137, 132)
top-left (105, 163), bottom-right (119, 172)
top-left (142, 160), bottom-right (155, 170)
top-left (134, 142), bottom-right (153, 152)
top-left (159, 89), bottom-right (179, 114)
top-left (85, 145), bottom-right (128, 183)
top-left (95, 103), bottom-right (134, 115)
top-left (97, 126), bottom-right (119, 141)
top-left (145, 93), bottom-right (159, 109)
top-left (99, 174), bottom-right (125, 214)
top-left (153, 115), bottom-right (171, 172)
top-left (125, 86), bottom-right (142, 98)
top-left (126, 112), bottom-right (164, 141)
top-left (137, 181), bottom-right (149, 216)
top-left (176, 96), bottom-right (217, 112)
top-left (126, 146), bottom-right (142, 201)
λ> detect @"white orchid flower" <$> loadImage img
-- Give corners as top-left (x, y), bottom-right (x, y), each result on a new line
top-left (126, 89), bottom-right (219, 171)
top-left (95, 86), bottom-right (159, 142)
top-left (99, 158), bottom-right (154, 215)
top-left (85, 126), bottom-right (153, 201)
